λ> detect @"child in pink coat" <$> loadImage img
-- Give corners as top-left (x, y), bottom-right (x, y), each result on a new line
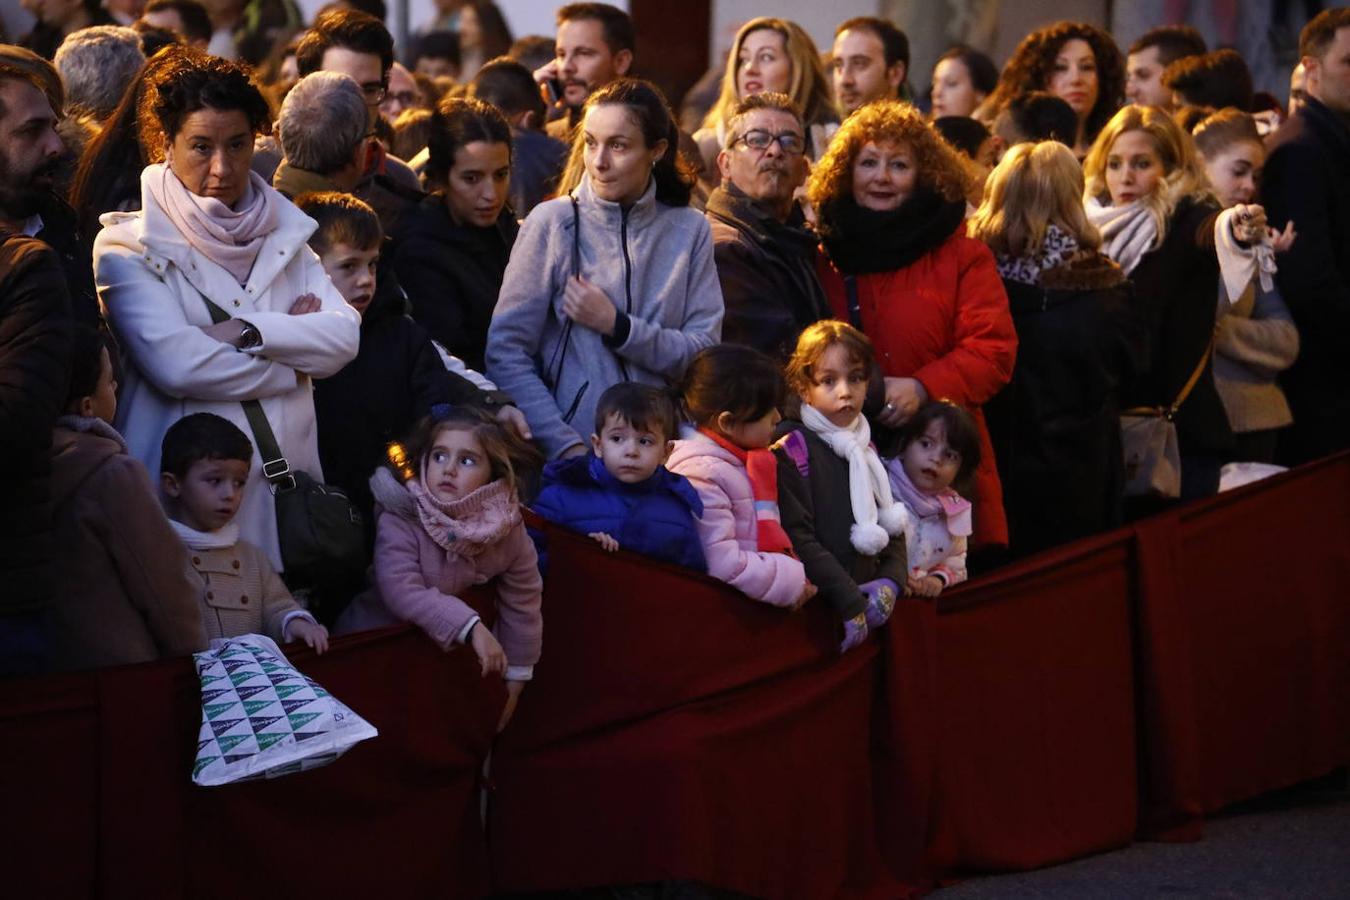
top-left (337, 406), bottom-right (543, 730)
top-left (666, 346), bottom-right (816, 609)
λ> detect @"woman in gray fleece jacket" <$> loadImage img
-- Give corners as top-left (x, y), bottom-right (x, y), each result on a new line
top-left (486, 79), bottom-right (724, 459)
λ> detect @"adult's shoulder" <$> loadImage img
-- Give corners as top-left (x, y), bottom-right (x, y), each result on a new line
top-left (0, 232), bottom-right (61, 276)
top-left (91, 211), bottom-right (145, 259)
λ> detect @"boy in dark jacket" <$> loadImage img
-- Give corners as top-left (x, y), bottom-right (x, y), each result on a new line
top-left (532, 383), bottom-right (707, 573)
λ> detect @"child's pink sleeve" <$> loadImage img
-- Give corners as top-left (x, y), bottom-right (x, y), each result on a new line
top-left (492, 523), bottom-right (543, 677)
top-left (930, 535), bottom-right (968, 587)
top-left (373, 512), bottom-right (479, 649)
top-left (686, 471), bottom-right (807, 608)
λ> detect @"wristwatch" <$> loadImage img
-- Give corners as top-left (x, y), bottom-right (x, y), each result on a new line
top-left (238, 321), bottom-right (262, 349)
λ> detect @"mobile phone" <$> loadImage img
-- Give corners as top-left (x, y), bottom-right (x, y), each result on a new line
top-left (544, 77), bottom-right (564, 105)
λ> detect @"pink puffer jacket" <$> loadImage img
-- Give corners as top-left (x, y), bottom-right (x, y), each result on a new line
top-left (666, 433), bottom-right (806, 607)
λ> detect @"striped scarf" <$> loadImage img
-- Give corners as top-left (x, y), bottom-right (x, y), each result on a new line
top-left (698, 427), bottom-right (795, 556)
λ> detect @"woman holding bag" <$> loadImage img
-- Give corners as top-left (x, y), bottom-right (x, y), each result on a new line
top-left (95, 46), bottom-right (360, 573)
top-left (486, 78), bottom-right (724, 460)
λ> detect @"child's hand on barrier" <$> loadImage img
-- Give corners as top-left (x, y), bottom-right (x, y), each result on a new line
top-left (290, 618), bottom-right (330, 654)
top-left (589, 532), bottom-right (620, 552)
top-left (498, 680), bottom-right (525, 733)
top-left (906, 574), bottom-right (945, 598)
top-left (469, 622), bottom-right (507, 677)
top-left (791, 580), bottom-right (818, 610)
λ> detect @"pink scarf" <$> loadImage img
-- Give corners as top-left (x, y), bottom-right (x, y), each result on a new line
top-left (144, 162), bottom-right (279, 285)
top-left (406, 477), bottom-right (521, 556)
top-left (887, 461), bottom-right (973, 540)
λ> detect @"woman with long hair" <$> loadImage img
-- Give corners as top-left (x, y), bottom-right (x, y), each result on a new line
top-left (456, 1), bottom-right (513, 81)
top-left (930, 44), bottom-right (999, 120)
top-left (980, 21), bottom-right (1125, 157)
top-left (487, 78), bottom-right (723, 460)
top-left (693, 17), bottom-right (837, 188)
top-left (807, 100), bottom-right (1017, 551)
top-left (969, 142), bottom-right (1143, 554)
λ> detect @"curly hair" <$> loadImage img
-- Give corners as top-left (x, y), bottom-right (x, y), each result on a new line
top-left (784, 320), bottom-right (877, 396)
top-left (983, 21), bottom-right (1124, 147)
top-left (137, 45), bottom-right (270, 162)
top-left (806, 99), bottom-right (974, 211)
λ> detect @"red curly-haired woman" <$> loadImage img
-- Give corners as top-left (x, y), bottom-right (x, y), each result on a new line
top-left (807, 100), bottom-right (1016, 551)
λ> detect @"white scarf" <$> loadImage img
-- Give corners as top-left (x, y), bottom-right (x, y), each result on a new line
top-left (798, 403), bottom-right (911, 556)
top-left (1084, 196), bottom-right (1158, 275)
top-left (170, 519), bottom-right (240, 550)
top-left (1213, 206), bottom-right (1275, 304)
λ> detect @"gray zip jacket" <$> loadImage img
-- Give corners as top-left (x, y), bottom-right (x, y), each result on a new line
top-left (486, 174), bottom-right (723, 458)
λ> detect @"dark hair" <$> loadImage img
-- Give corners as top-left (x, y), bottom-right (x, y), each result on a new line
top-left (394, 405), bottom-right (541, 496)
top-left (463, 1), bottom-right (514, 60)
top-left (1172, 104), bottom-right (1213, 134)
top-left (508, 34), bottom-right (556, 72)
top-left (986, 21), bottom-right (1125, 147)
top-left (296, 9), bottom-right (395, 79)
top-left (138, 46), bottom-right (271, 159)
top-left (0, 60), bottom-right (54, 122)
top-left (725, 91), bottom-right (803, 147)
top-left (341, 0), bottom-right (387, 21)
top-left (424, 95), bottom-right (513, 185)
top-left (932, 115), bottom-right (990, 160)
top-left (836, 16), bottom-right (910, 69)
top-left (560, 78), bottom-right (696, 207)
top-left (144, 0), bottom-right (213, 45)
top-left (680, 344), bottom-right (785, 427)
top-left (594, 382), bottom-right (678, 441)
top-left (411, 30), bottom-right (461, 70)
top-left (392, 106), bottom-right (434, 161)
top-left (934, 44), bottom-right (999, 96)
top-left (295, 191), bottom-right (383, 256)
top-left (472, 56), bottom-right (545, 120)
top-left (1163, 49), bottom-right (1254, 112)
top-left (1127, 25), bottom-right (1207, 66)
top-left (65, 326), bottom-right (113, 408)
top-left (1299, 8), bottom-right (1350, 60)
top-left (0, 47), bottom-right (64, 117)
top-left (896, 400), bottom-right (982, 489)
top-left (556, 3), bottom-right (635, 55)
top-left (161, 412), bottom-right (254, 477)
top-left (1002, 90), bottom-right (1078, 144)
top-left (133, 23), bottom-right (184, 58)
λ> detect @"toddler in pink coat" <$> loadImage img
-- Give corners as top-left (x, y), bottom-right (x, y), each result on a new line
top-left (666, 346), bottom-right (816, 609)
top-left (337, 406), bottom-right (543, 730)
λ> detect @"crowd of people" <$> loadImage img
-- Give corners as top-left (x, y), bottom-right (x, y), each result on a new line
top-left (1, 2), bottom-right (1347, 711)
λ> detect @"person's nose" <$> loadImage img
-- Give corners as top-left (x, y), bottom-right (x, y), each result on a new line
top-left (592, 145), bottom-right (610, 170)
top-left (41, 124), bottom-right (66, 161)
top-left (743, 57), bottom-right (760, 77)
top-left (623, 439), bottom-right (639, 458)
top-left (356, 266), bottom-right (376, 291)
top-left (762, 136), bottom-right (783, 159)
top-left (209, 148), bottom-right (231, 180)
top-left (561, 52), bottom-right (577, 79)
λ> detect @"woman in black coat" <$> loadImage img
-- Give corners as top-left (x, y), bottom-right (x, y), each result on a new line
top-left (389, 96), bottom-right (519, 372)
top-left (971, 142), bottom-right (1145, 556)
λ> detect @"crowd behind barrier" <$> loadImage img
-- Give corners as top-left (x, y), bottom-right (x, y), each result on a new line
top-left (5, 452), bottom-right (1347, 898)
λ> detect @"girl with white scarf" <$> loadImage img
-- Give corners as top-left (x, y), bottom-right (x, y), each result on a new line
top-left (775, 322), bottom-right (910, 653)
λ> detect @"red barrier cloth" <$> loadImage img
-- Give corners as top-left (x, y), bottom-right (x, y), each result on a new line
top-left (925, 535), bottom-right (1140, 874)
top-left (2, 627), bottom-right (501, 899)
top-left (1137, 455), bottom-right (1350, 832)
top-left (489, 525), bottom-right (904, 899)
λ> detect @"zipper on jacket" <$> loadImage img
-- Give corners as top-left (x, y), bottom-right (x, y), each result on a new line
top-left (616, 207), bottom-right (633, 381)
top-left (563, 381), bottom-right (590, 424)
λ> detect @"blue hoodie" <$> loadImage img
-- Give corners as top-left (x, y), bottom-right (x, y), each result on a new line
top-left (531, 454), bottom-right (707, 573)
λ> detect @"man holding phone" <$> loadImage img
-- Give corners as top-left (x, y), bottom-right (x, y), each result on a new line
top-left (532, 3), bottom-right (634, 142)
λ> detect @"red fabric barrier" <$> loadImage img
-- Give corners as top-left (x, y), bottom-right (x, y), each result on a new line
top-left (1136, 454), bottom-right (1350, 834)
top-left (2, 627), bottom-right (501, 899)
top-left (489, 525), bottom-right (905, 899)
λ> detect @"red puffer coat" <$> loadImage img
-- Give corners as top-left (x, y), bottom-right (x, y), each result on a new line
top-left (816, 226), bottom-right (1017, 547)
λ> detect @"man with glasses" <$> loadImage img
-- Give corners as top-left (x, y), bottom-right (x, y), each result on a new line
top-left (705, 93), bottom-right (830, 363)
top-left (292, 8), bottom-right (423, 227)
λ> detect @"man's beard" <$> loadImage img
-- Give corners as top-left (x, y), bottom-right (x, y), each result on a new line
top-left (0, 148), bottom-right (58, 222)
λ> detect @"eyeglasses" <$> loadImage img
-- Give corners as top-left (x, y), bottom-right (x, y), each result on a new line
top-left (360, 79), bottom-right (390, 102)
top-left (385, 90), bottom-right (418, 107)
top-left (733, 129), bottom-right (806, 155)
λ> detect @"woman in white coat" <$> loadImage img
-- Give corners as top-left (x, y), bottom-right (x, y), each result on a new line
top-left (95, 47), bottom-right (360, 571)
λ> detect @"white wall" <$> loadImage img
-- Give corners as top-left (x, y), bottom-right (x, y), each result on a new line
top-left (294, 0), bottom-right (628, 46)
top-left (708, 0), bottom-right (880, 62)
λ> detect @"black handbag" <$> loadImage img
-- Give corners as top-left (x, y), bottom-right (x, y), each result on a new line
top-left (198, 294), bottom-right (365, 587)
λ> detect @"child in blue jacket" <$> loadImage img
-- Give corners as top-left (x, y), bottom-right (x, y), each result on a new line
top-left (532, 383), bottom-right (707, 573)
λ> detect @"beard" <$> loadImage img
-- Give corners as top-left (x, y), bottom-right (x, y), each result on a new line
top-left (0, 146), bottom-right (59, 221)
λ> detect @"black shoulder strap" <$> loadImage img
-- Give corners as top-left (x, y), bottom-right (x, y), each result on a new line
top-left (197, 291), bottom-right (293, 488)
top-left (844, 275), bottom-right (863, 330)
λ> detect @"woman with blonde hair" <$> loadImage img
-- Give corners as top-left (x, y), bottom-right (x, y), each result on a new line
top-left (808, 100), bottom-right (1017, 552)
top-left (693, 17), bottom-right (838, 188)
top-left (1083, 104), bottom-right (1273, 498)
top-left (970, 142), bottom-right (1144, 554)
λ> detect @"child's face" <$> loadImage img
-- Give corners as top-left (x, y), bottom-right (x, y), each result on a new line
top-left (318, 241), bottom-right (379, 318)
top-left (901, 420), bottom-right (962, 495)
top-left (425, 427), bottom-right (492, 502)
top-left (801, 343), bottom-right (867, 428)
top-left (162, 457), bottom-right (250, 532)
top-left (718, 406), bottom-right (782, 451)
top-left (82, 346), bottom-right (119, 424)
top-left (591, 412), bottom-right (671, 484)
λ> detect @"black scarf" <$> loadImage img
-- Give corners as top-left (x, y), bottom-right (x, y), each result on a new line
top-left (705, 182), bottom-right (819, 259)
top-left (818, 188), bottom-right (966, 275)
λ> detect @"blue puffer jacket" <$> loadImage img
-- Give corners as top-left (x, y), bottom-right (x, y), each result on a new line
top-left (531, 454), bottom-right (707, 573)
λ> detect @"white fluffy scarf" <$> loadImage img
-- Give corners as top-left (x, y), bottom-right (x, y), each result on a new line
top-left (1084, 196), bottom-right (1158, 275)
top-left (170, 519), bottom-right (240, 550)
top-left (799, 403), bottom-right (910, 555)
